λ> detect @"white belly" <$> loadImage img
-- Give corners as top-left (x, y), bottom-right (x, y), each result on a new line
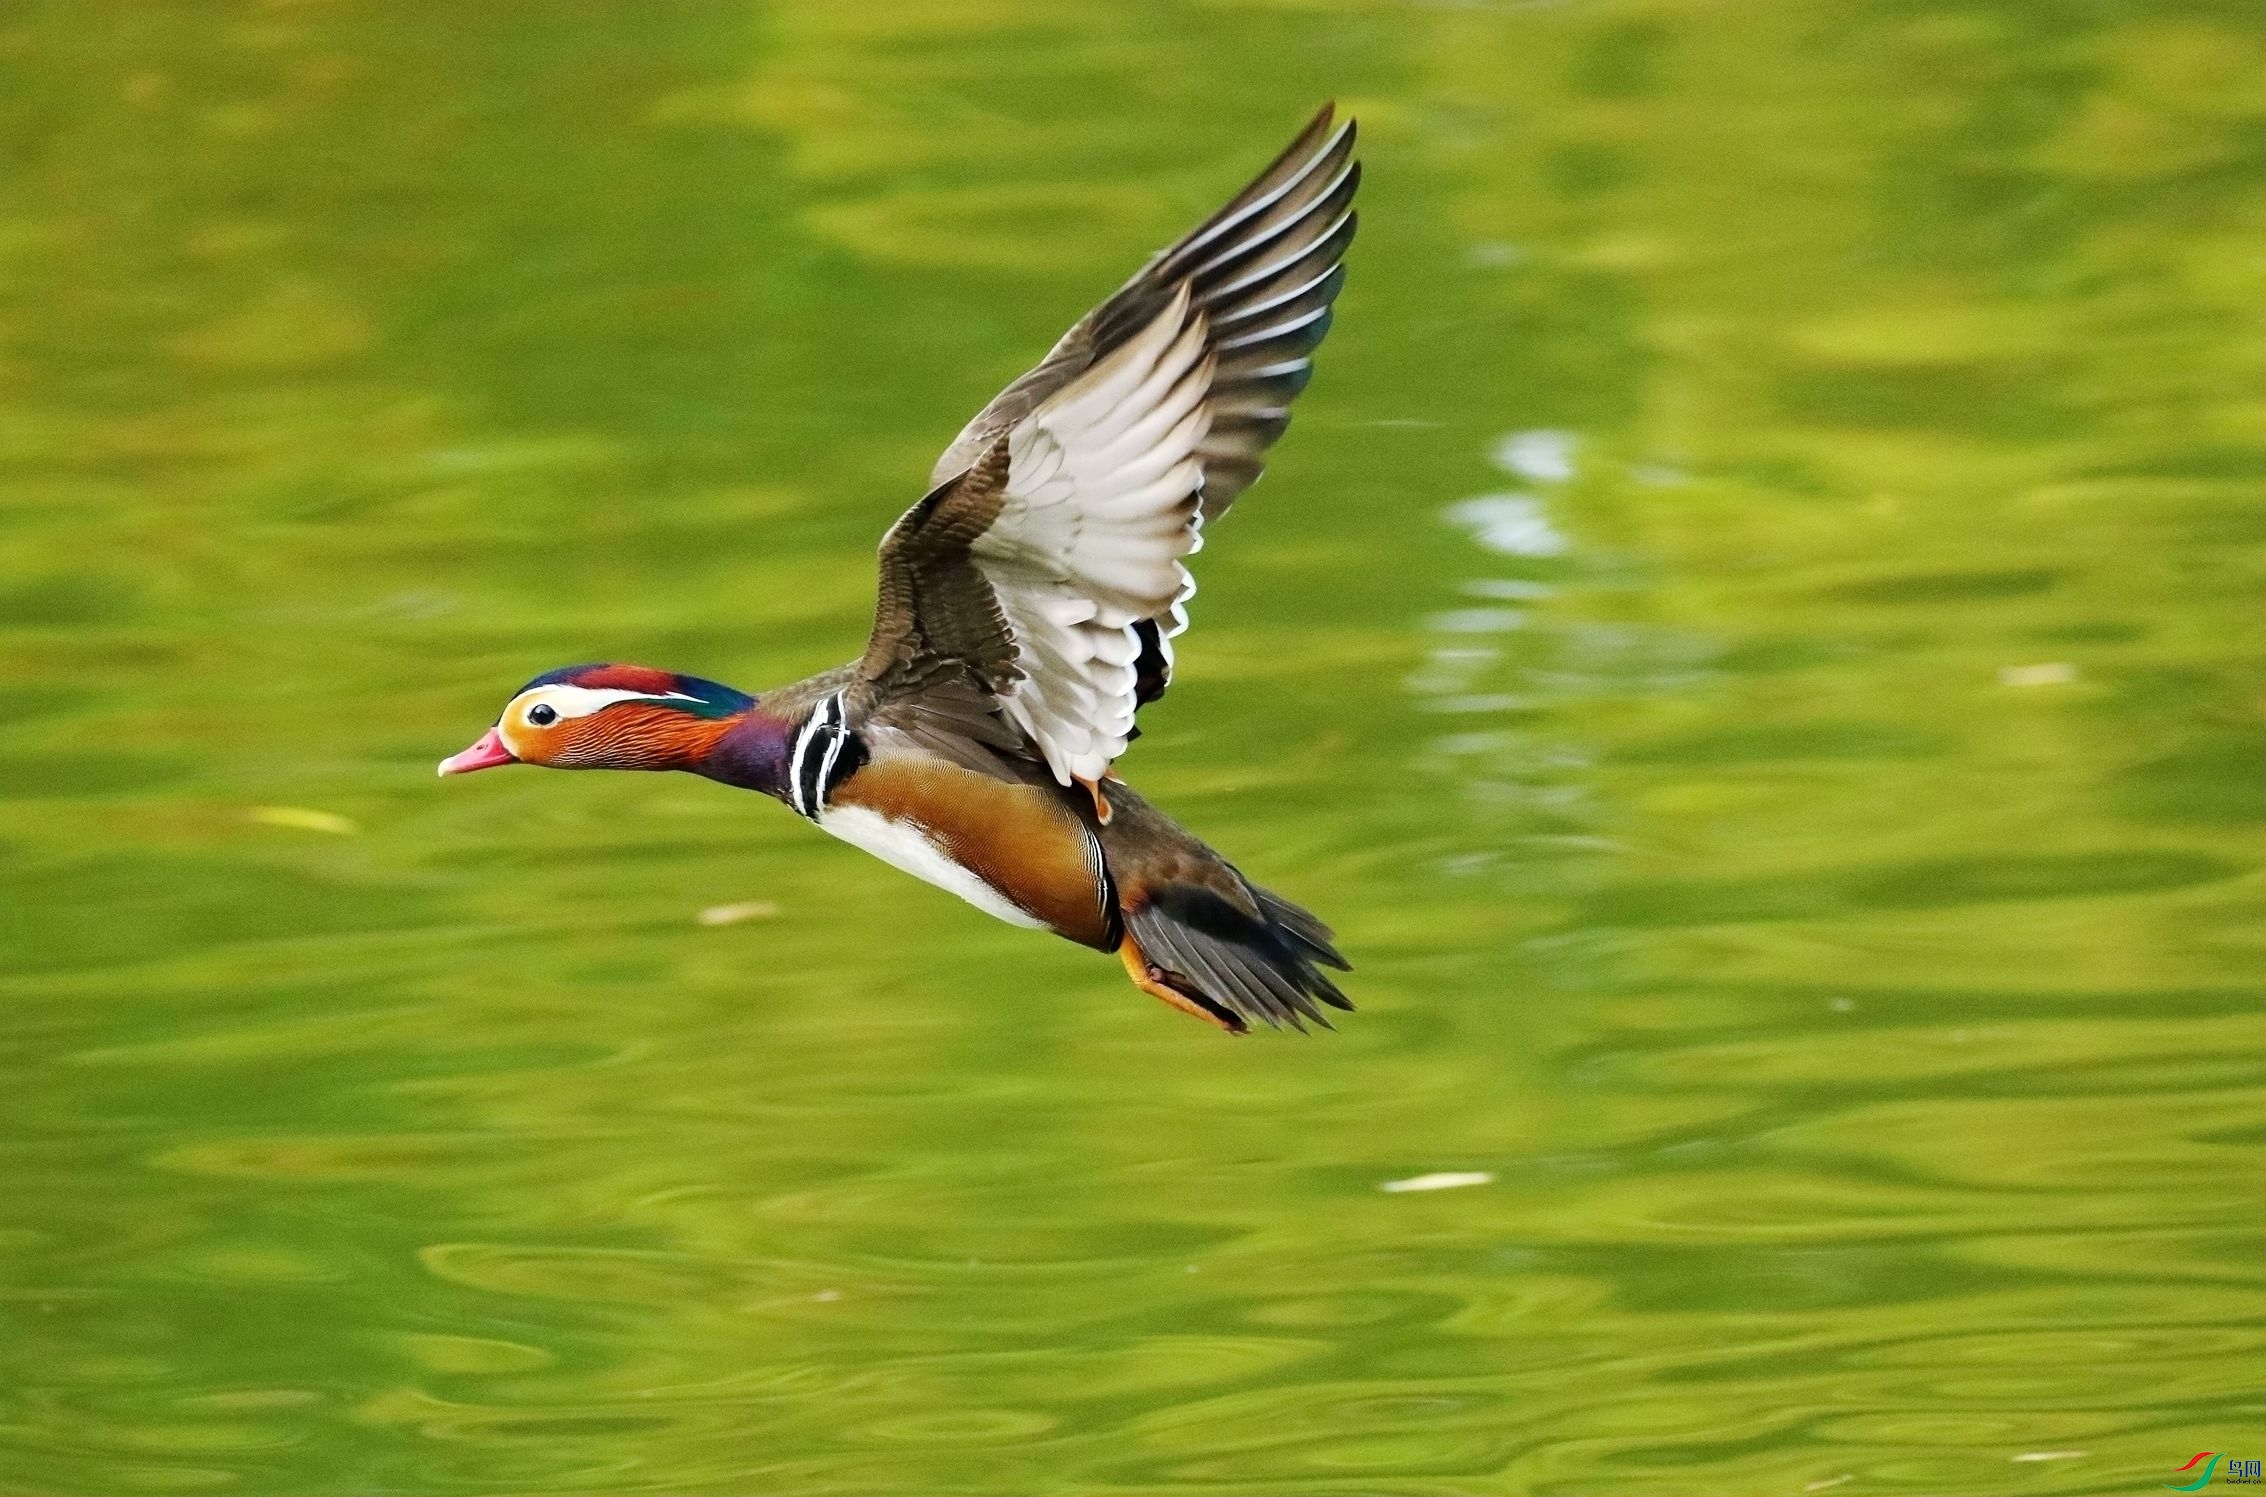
top-left (815, 804), bottom-right (1044, 929)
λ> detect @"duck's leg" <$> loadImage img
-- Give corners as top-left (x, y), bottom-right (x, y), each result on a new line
top-left (1075, 775), bottom-right (1114, 824)
top-left (1117, 933), bottom-right (1247, 1034)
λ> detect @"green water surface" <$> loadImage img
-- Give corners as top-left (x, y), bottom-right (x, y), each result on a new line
top-left (2, 2), bottom-right (2261, 1493)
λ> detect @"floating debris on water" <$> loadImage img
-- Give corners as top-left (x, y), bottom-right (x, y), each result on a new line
top-left (248, 806), bottom-right (360, 835)
top-left (1999, 662), bottom-right (2077, 687)
top-left (1380, 1171), bottom-right (1495, 1193)
top-left (697, 900), bottom-right (780, 926)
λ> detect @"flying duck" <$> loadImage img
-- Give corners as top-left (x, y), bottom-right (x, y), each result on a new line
top-left (441, 105), bottom-right (1358, 1033)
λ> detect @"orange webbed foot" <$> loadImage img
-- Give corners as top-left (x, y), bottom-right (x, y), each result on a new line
top-left (1118, 933), bottom-right (1245, 1034)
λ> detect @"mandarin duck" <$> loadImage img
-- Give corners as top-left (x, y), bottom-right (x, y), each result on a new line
top-left (441, 106), bottom-right (1358, 1032)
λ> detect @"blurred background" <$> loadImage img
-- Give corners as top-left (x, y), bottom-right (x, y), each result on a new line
top-left (1, 1), bottom-right (2259, 1494)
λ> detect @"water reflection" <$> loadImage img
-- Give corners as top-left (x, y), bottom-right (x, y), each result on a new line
top-left (1, 0), bottom-right (2259, 1493)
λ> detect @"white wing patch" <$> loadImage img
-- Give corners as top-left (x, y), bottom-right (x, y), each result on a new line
top-left (975, 285), bottom-right (1213, 786)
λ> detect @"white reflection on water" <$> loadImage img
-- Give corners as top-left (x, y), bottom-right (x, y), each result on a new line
top-left (1443, 493), bottom-right (1570, 557)
top-left (1490, 428), bottom-right (1578, 483)
top-left (1462, 578), bottom-right (1556, 600)
top-left (1427, 607), bottom-right (1528, 634)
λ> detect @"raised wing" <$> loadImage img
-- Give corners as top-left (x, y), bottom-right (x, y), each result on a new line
top-left (860, 105), bottom-right (1358, 789)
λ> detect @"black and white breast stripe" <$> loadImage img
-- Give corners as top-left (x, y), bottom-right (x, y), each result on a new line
top-left (787, 691), bottom-right (854, 821)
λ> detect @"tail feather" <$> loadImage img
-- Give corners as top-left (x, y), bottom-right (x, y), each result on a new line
top-left (1094, 779), bottom-right (1351, 1033)
top-left (1254, 886), bottom-right (1351, 971)
top-left (1127, 881), bottom-right (1354, 1034)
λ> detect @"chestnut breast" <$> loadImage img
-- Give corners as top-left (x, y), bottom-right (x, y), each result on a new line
top-left (818, 748), bottom-right (1117, 949)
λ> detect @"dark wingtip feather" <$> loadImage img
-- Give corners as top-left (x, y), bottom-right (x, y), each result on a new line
top-left (1255, 886), bottom-right (1353, 974)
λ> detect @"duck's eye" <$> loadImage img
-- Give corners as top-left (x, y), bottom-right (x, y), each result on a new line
top-left (527, 703), bottom-right (558, 727)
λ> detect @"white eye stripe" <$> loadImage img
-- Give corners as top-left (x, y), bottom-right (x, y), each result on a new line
top-left (512, 685), bottom-right (700, 722)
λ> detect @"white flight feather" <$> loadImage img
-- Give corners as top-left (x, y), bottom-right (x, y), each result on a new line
top-left (974, 287), bottom-right (1213, 786)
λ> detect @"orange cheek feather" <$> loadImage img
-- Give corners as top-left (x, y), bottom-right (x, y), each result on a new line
top-left (541, 708), bottom-right (734, 769)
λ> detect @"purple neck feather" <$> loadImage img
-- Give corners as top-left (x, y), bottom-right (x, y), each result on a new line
top-left (691, 708), bottom-right (798, 800)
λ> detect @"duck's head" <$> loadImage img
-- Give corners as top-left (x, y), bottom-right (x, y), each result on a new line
top-left (438, 663), bottom-right (753, 776)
